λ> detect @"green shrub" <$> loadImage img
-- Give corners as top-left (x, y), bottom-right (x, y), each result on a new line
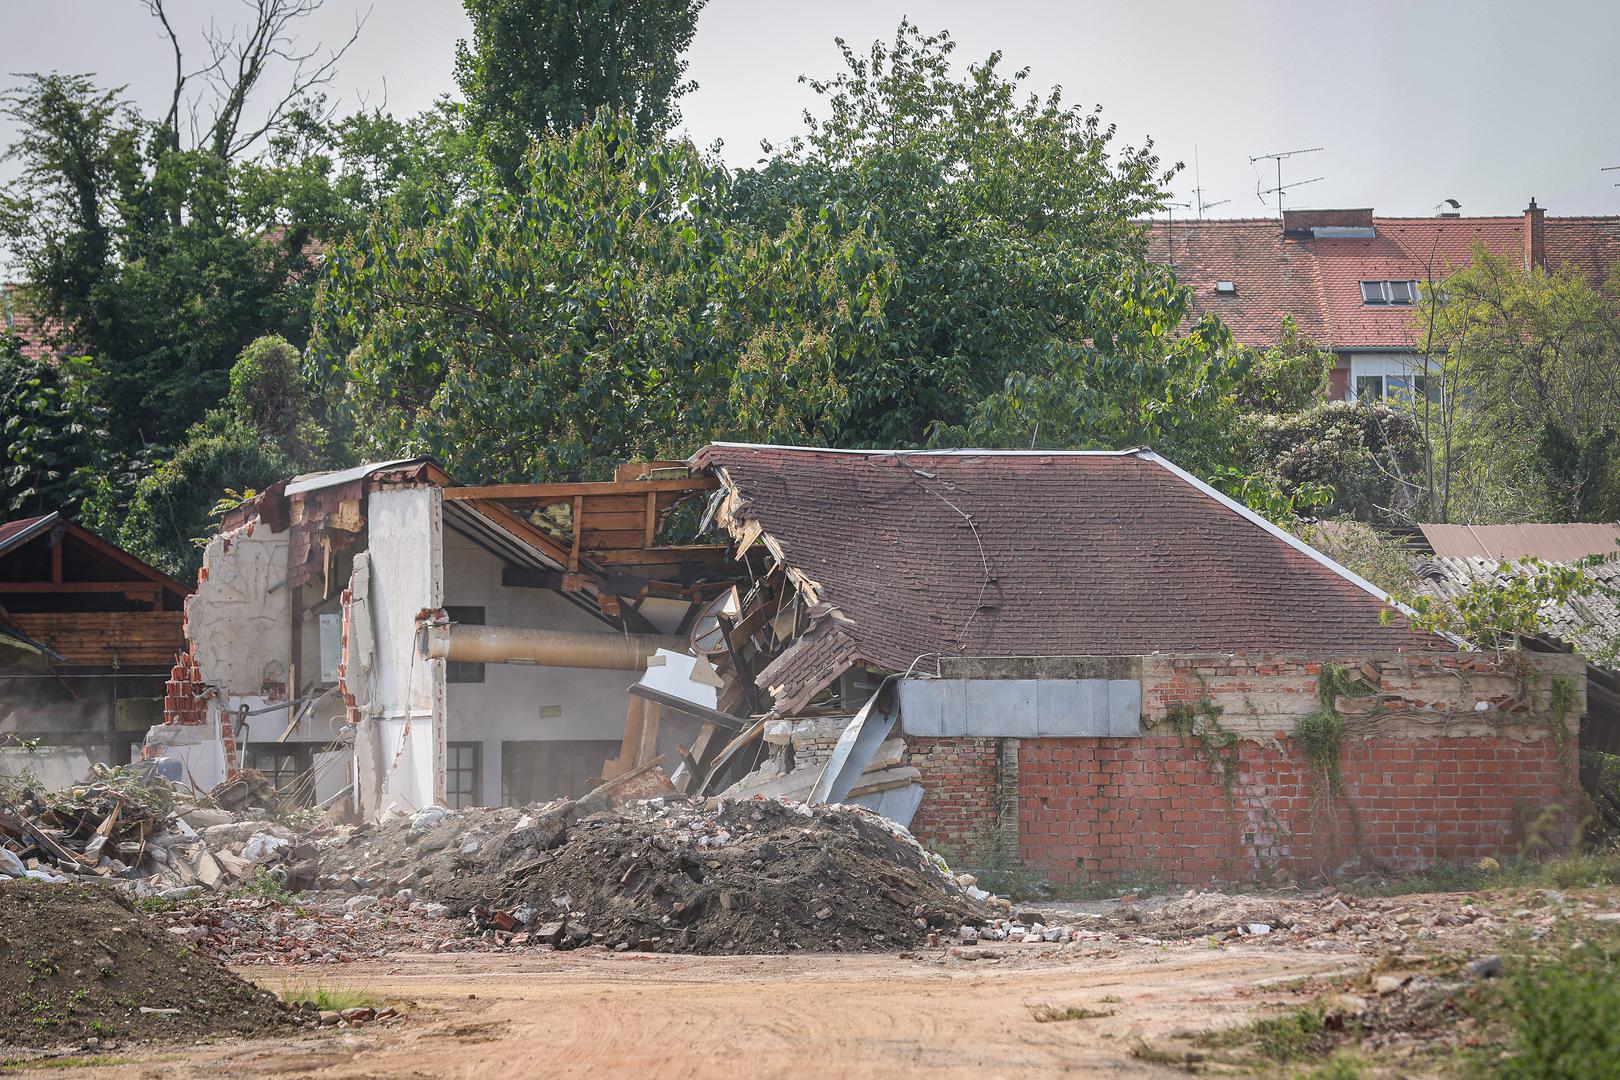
top-left (1495, 944), bottom-right (1620, 1079)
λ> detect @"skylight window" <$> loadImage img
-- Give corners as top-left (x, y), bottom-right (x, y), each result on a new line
top-left (1360, 280), bottom-right (1420, 306)
top-left (1214, 280), bottom-right (1237, 295)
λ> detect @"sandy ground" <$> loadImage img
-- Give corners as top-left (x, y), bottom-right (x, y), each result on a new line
top-left (6, 942), bottom-right (1362, 1079)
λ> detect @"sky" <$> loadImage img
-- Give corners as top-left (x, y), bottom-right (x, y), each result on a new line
top-left (2, 0), bottom-right (1618, 225)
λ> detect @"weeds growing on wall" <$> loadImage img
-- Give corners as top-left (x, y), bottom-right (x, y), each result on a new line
top-left (1294, 664), bottom-right (1371, 802)
top-left (1165, 694), bottom-right (1241, 799)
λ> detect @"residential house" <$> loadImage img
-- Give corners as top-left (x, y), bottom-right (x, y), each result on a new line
top-left (1146, 202), bottom-right (1620, 400)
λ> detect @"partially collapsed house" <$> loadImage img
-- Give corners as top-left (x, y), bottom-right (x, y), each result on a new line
top-left (1, 513), bottom-right (188, 778)
top-left (153, 445), bottom-right (1589, 884)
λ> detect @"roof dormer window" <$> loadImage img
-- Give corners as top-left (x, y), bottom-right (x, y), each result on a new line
top-left (1360, 279), bottom-right (1419, 305)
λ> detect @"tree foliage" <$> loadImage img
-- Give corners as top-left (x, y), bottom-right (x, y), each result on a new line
top-left (1236, 317), bottom-right (1332, 415)
top-left (1246, 401), bottom-right (1423, 523)
top-left (0, 331), bottom-right (109, 518)
top-left (732, 22), bottom-right (1188, 449)
top-left (311, 112), bottom-right (889, 481)
top-left (1418, 248), bottom-right (1620, 522)
top-left (455, 0), bottom-right (706, 186)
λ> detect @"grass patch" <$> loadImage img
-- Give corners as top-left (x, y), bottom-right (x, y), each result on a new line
top-left (1200, 1005), bottom-right (1328, 1064)
top-left (1, 1057), bottom-right (127, 1071)
top-left (1346, 842), bottom-right (1620, 898)
top-left (278, 982), bottom-right (387, 1012)
top-left (1030, 1004), bottom-right (1115, 1022)
top-left (234, 868), bottom-right (298, 903)
top-left (1489, 941), bottom-right (1620, 1079)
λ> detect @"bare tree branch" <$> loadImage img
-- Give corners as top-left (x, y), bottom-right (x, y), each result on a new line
top-left (141, 0), bottom-right (369, 162)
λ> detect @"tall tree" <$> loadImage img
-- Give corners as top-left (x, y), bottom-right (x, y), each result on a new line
top-left (455, 0), bottom-right (706, 187)
top-left (0, 2), bottom-right (361, 452)
top-left (1417, 247), bottom-right (1620, 522)
top-left (0, 331), bottom-right (109, 518)
top-left (731, 22), bottom-right (1191, 449)
top-left (311, 112), bottom-right (889, 481)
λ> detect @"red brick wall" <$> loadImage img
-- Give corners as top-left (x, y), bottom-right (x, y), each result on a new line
top-left (906, 737), bottom-right (1000, 859)
top-left (905, 652), bottom-right (1583, 884)
top-left (1012, 734), bottom-right (1570, 884)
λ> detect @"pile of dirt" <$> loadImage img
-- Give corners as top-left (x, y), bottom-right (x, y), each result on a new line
top-left (434, 797), bottom-right (986, 953)
top-left (0, 881), bottom-right (298, 1050)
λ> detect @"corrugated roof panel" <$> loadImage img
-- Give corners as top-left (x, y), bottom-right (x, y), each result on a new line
top-left (1418, 523), bottom-right (1620, 562)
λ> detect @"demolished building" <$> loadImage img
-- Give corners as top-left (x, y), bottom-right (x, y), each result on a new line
top-left (2, 513), bottom-right (188, 780)
top-left (155, 446), bottom-right (1589, 885)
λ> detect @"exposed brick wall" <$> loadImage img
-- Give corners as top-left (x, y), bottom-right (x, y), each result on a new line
top-left (907, 737), bottom-right (1002, 860)
top-left (1014, 735), bottom-right (1571, 884)
top-left (904, 652), bottom-right (1583, 884)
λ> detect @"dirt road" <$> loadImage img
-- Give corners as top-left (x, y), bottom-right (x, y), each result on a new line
top-left (10, 942), bottom-right (1359, 1079)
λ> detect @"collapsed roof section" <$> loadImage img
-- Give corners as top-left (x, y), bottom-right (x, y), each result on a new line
top-left (226, 457), bottom-right (734, 633)
top-left (689, 443), bottom-right (1438, 714)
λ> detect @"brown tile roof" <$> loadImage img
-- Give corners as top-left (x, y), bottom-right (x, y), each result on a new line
top-left (1146, 211), bottom-right (1620, 351)
top-left (3, 283), bottom-right (65, 361)
top-left (691, 444), bottom-right (1436, 696)
top-left (1145, 219), bottom-right (1327, 346)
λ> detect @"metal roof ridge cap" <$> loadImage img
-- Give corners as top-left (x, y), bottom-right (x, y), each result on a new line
top-left (701, 441), bottom-right (1143, 458)
top-left (0, 511), bottom-right (63, 556)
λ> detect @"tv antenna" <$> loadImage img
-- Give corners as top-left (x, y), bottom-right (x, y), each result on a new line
top-left (1191, 146), bottom-right (1231, 217)
top-left (1250, 146), bottom-right (1325, 219)
top-left (1164, 200), bottom-right (1192, 265)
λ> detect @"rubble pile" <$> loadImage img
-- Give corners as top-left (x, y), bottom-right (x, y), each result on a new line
top-left (433, 797), bottom-right (987, 953)
top-left (0, 880), bottom-right (300, 1050)
top-left (0, 766), bottom-right (323, 895)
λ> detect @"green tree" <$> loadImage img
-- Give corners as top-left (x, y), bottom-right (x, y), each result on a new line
top-left (455, 0), bottom-right (706, 186)
top-left (116, 336), bottom-right (318, 578)
top-left (0, 331), bottom-right (109, 518)
top-left (120, 412), bottom-right (296, 579)
top-left (1418, 247), bottom-right (1620, 521)
top-left (311, 112), bottom-right (889, 481)
top-left (731, 22), bottom-right (1188, 449)
top-left (1247, 401), bottom-right (1424, 523)
top-left (1235, 317), bottom-right (1333, 415)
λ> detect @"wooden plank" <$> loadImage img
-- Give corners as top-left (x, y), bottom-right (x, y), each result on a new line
top-left (568, 496), bottom-right (583, 572)
top-left (443, 477), bottom-right (717, 501)
top-left (575, 510), bottom-right (651, 531)
top-left (636, 702), bottom-right (663, 768)
top-left (50, 539), bottom-right (62, 583)
top-left (0, 582), bottom-right (162, 597)
top-left (644, 491), bottom-right (658, 548)
top-left (581, 528), bottom-right (650, 549)
top-left (589, 545), bottom-right (727, 566)
top-left (578, 494), bottom-right (653, 514)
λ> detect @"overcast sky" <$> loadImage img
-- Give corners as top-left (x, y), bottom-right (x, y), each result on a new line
top-left (3, 0), bottom-right (1618, 222)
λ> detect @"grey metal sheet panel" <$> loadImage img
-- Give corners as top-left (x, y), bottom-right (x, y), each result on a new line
top-left (899, 678), bottom-right (1141, 738)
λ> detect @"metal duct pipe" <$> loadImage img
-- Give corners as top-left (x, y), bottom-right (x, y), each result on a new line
top-left (418, 622), bottom-right (683, 670)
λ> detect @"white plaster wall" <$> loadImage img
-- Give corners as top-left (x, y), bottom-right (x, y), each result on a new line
top-left (365, 488), bottom-right (444, 815)
top-left (190, 531), bottom-right (291, 695)
top-left (441, 528), bottom-right (641, 805)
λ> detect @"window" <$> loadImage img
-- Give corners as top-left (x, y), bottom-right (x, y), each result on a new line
top-left (1347, 356), bottom-right (1440, 404)
top-left (1214, 280), bottom-right (1237, 295)
top-left (1360, 280), bottom-right (1420, 306)
top-left (443, 605), bottom-right (485, 683)
top-left (242, 745), bottom-right (313, 805)
top-left (446, 742), bottom-right (481, 808)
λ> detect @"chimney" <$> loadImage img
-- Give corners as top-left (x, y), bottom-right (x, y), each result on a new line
top-left (1523, 197), bottom-right (1546, 271)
